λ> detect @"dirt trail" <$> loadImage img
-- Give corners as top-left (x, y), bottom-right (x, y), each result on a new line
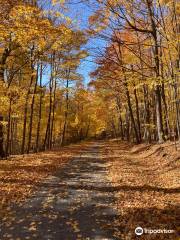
top-left (1, 141), bottom-right (179, 240)
top-left (0, 143), bottom-right (119, 240)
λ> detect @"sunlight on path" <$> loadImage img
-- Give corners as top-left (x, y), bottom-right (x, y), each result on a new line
top-left (0, 144), bottom-right (119, 240)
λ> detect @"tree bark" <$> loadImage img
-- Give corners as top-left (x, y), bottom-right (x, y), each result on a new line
top-left (133, 83), bottom-right (141, 142)
top-left (36, 63), bottom-right (43, 152)
top-left (61, 69), bottom-right (70, 146)
top-left (50, 78), bottom-right (57, 149)
top-left (124, 81), bottom-right (140, 143)
top-left (44, 54), bottom-right (55, 149)
top-left (0, 116), bottom-right (5, 158)
top-left (146, 0), bottom-right (164, 143)
top-left (21, 47), bottom-right (35, 154)
top-left (44, 76), bottom-right (53, 149)
top-left (27, 64), bottom-right (39, 153)
top-left (5, 99), bottom-right (12, 157)
top-left (0, 48), bottom-right (11, 158)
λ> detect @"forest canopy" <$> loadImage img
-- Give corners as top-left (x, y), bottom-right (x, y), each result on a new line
top-left (0, 0), bottom-right (180, 157)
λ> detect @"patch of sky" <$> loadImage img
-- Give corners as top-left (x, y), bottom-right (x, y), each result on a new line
top-left (39, 0), bottom-right (107, 87)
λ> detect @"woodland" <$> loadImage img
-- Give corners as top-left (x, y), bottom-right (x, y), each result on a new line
top-left (0, 1), bottom-right (179, 239)
top-left (0, 0), bottom-right (180, 157)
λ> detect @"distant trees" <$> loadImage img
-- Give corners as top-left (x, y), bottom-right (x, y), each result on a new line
top-left (0, 0), bottom-right (105, 157)
top-left (89, 0), bottom-right (180, 143)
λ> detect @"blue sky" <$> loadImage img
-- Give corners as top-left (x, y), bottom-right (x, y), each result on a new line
top-left (66, 1), bottom-right (106, 85)
top-left (40, 0), bottom-right (106, 86)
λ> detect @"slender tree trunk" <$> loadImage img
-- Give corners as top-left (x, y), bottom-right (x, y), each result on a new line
top-left (36, 63), bottom-right (43, 152)
top-left (27, 64), bottom-right (39, 153)
top-left (161, 83), bottom-right (171, 138)
top-left (125, 107), bottom-right (130, 141)
top-left (0, 48), bottom-right (11, 158)
top-left (135, 30), bottom-right (151, 142)
top-left (159, 37), bottom-right (171, 139)
top-left (85, 119), bottom-right (90, 138)
top-left (143, 85), bottom-right (151, 142)
top-left (61, 70), bottom-right (70, 146)
top-left (152, 93), bottom-right (157, 141)
top-left (5, 99), bottom-right (12, 157)
top-left (21, 77), bottom-right (34, 154)
top-left (50, 79), bottom-right (57, 149)
top-left (173, 0), bottom-right (180, 139)
top-left (115, 96), bottom-right (124, 140)
top-left (44, 77), bottom-right (53, 150)
top-left (21, 47), bottom-right (35, 154)
top-left (133, 84), bottom-right (141, 142)
top-left (146, 0), bottom-right (164, 143)
top-left (173, 80), bottom-right (180, 139)
top-left (119, 114), bottom-right (124, 140)
top-left (12, 118), bottom-right (18, 154)
top-left (117, 43), bottom-right (140, 143)
top-left (10, 117), bottom-right (14, 155)
top-left (125, 82), bottom-right (140, 143)
top-left (111, 119), bottom-right (117, 138)
top-left (0, 116), bottom-right (4, 158)
top-left (159, 0), bottom-right (180, 139)
top-left (44, 55), bottom-right (55, 149)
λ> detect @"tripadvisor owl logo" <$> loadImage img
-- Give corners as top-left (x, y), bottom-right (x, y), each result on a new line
top-left (135, 227), bottom-right (144, 235)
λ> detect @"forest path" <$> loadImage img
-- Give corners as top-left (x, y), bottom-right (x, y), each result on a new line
top-left (0, 143), bottom-right (119, 240)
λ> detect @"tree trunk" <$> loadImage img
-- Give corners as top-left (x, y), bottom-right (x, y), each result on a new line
top-left (133, 84), bottom-right (141, 142)
top-left (44, 76), bottom-right (53, 149)
top-left (50, 78), bottom-right (57, 149)
top-left (0, 116), bottom-right (5, 158)
top-left (5, 99), bottom-right (12, 157)
top-left (0, 48), bottom-right (11, 158)
top-left (44, 55), bottom-right (55, 149)
top-left (21, 74), bottom-right (34, 154)
top-left (119, 114), bottom-right (124, 140)
top-left (161, 83), bottom-right (171, 138)
top-left (143, 85), bottom-right (151, 142)
top-left (61, 70), bottom-right (70, 146)
top-left (125, 107), bottom-right (130, 141)
top-left (36, 63), bottom-right (43, 152)
top-left (21, 47), bottom-right (35, 154)
top-left (146, 0), bottom-right (164, 143)
top-left (27, 64), bottom-right (39, 153)
top-left (111, 119), bottom-right (117, 138)
top-left (85, 119), bottom-right (90, 138)
top-left (124, 81), bottom-right (140, 143)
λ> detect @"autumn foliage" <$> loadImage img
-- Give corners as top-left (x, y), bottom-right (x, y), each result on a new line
top-left (0, 0), bottom-right (107, 157)
top-left (89, 0), bottom-right (180, 144)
